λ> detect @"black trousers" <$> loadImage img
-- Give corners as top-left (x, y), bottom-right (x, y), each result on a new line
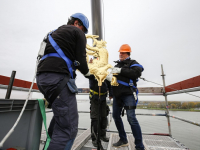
top-left (37, 72), bottom-right (77, 150)
top-left (90, 99), bottom-right (108, 141)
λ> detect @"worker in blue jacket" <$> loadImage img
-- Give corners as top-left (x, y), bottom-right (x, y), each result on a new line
top-left (36, 13), bottom-right (90, 150)
top-left (107, 44), bottom-right (144, 150)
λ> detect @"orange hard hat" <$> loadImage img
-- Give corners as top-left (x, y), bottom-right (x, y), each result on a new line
top-left (118, 44), bottom-right (132, 52)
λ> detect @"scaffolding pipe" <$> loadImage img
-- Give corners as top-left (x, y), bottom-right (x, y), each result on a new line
top-left (161, 64), bottom-right (172, 136)
top-left (168, 115), bottom-right (200, 127)
top-left (5, 71), bottom-right (16, 99)
top-left (165, 86), bottom-right (200, 95)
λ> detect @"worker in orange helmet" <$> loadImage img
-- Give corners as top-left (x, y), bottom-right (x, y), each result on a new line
top-left (107, 44), bottom-right (144, 150)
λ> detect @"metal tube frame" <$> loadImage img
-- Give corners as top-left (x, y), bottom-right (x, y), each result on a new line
top-left (168, 114), bottom-right (200, 127)
top-left (165, 86), bottom-right (200, 95)
top-left (161, 64), bottom-right (172, 136)
top-left (5, 71), bottom-right (16, 99)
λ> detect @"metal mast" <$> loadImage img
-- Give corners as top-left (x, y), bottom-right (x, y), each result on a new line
top-left (91, 0), bottom-right (103, 40)
top-left (91, 1), bottom-right (104, 150)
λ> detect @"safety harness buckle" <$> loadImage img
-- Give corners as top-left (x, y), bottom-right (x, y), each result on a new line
top-left (74, 60), bottom-right (80, 66)
top-left (129, 83), bottom-right (134, 86)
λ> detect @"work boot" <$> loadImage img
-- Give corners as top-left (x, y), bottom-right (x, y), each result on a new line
top-left (100, 136), bottom-right (109, 142)
top-left (112, 139), bottom-right (129, 148)
top-left (92, 140), bottom-right (98, 147)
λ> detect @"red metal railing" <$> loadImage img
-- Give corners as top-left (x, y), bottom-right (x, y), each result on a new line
top-left (0, 75), bottom-right (38, 90)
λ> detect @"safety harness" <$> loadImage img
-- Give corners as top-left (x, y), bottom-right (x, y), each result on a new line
top-left (41, 30), bottom-right (79, 106)
top-left (89, 89), bottom-right (107, 98)
top-left (41, 30), bottom-right (79, 79)
top-left (117, 64), bottom-right (144, 115)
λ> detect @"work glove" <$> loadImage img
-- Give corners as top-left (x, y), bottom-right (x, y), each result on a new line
top-left (106, 73), bottom-right (113, 82)
top-left (84, 71), bottom-right (91, 76)
top-left (110, 67), bottom-right (121, 74)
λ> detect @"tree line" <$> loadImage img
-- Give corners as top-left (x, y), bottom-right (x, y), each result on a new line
top-left (137, 101), bottom-right (200, 110)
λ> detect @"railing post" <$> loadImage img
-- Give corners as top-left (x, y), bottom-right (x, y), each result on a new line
top-left (5, 70), bottom-right (16, 99)
top-left (161, 64), bottom-right (172, 136)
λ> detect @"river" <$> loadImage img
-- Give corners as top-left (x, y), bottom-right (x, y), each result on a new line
top-left (77, 100), bottom-right (200, 150)
top-left (44, 100), bottom-right (200, 150)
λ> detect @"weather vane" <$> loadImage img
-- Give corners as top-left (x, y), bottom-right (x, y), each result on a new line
top-left (86, 35), bottom-right (119, 86)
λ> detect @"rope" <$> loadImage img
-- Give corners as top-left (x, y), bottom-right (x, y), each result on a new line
top-left (0, 58), bottom-right (40, 148)
top-left (139, 77), bottom-right (200, 99)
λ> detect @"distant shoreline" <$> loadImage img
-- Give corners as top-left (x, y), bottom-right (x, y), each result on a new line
top-left (136, 107), bottom-right (200, 112)
top-left (107, 104), bottom-right (200, 112)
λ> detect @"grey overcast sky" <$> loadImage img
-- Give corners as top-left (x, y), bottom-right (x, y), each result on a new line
top-left (0, 0), bottom-right (200, 101)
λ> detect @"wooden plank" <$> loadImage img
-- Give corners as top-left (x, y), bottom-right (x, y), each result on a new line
top-left (127, 134), bottom-right (135, 150)
top-left (138, 87), bottom-right (163, 93)
top-left (71, 128), bottom-right (91, 150)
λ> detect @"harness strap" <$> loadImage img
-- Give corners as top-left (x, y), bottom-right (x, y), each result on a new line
top-left (41, 53), bottom-right (60, 61)
top-left (117, 80), bottom-right (137, 88)
top-left (90, 89), bottom-right (107, 95)
top-left (124, 106), bottom-right (136, 110)
top-left (130, 64), bottom-right (144, 71)
top-left (46, 76), bottom-right (69, 107)
top-left (48, 34), bottom-right (74, 78)
top-left (41, 30), bottom-right (75, 78)
top-left (121, 106), bottom-right (137, 117)
top-left (117, 63), bottom-right (144, 109)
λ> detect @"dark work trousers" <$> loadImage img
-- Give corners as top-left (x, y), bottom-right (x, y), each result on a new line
top-left (36, 72), bottom-right (78, 150)
top-left (90, 99), bottom-right (108, 141)
top-left (112, 95), bottom-right (144, 150)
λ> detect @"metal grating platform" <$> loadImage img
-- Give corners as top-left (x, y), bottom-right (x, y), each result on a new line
top-left (143, 135), bottom-right (187, 150)
top-left (40, 129), bottom-right (188, 150)
top-left (107, 133), bottom-right (187, 150)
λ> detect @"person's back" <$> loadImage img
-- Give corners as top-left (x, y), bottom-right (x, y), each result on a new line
top-left (37, 25), bottom-right (88, 77)
top-left (36, 13), bottom-right (90, 150)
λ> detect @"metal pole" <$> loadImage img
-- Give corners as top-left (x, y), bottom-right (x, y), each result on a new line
top-left (165, 86), bottom-right (200, 95)
top-left (91, 0), bottom-right (103, 40)
top-left (161, 64), bottom-right (172, 136)
top-left (97, 86), bottom-right (103, 150)
top-left (5, 70), bottom-right (16, 99)
top-left (168, 115), bottom-right (200, 127)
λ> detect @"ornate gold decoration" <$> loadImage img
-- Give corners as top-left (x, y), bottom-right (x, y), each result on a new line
top-left (86, 35), bottom-right (113, 86)
top-left (111, 74), bottom-right (119, 86)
